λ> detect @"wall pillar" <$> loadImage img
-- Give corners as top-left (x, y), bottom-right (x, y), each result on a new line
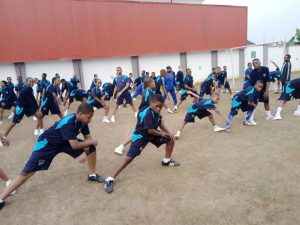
top-left (211, 50), bottom-right (218, 68)
top-left (131, 56), bottom-right (139, 78)
top-left (180, 52), bottom-right (187, 72)
top-left (14, 62), bottom-right (26, 80)
top-left (72, 59), bottom-right (84, 89)
top-left (239, 48), bottom-right (245, 78)
top-left (263, 44), bottom-right (268, 66)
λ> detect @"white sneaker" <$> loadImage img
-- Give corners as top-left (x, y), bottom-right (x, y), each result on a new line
top-left (243, 121), bottom-right (254, 126)
top-left (135, 112), bottom-right (138, 118)
top-left (214, 126), bottom-right (225, 132)
top-left (34, 129), bottom-right (39, 136)
top-left (8, 112), bottom-right (14, 119)
top-left (32, 116), bottom-right (37, 121)
top-left (0, 121), bottom-right (3, 125)
top-left (174, 131), bottom-right (180, 139)
top-left (114, 145), bottom-right (124, 155)
top-left (272, 114), bottom-right (282, 120)
top-left (173, 106), bottom-right (178, 113)
top-left (266, 115), bottom-right (274, 120)
top-left (248, 120), bottom-right (257, 126)
top-left (167, 108), bottom-right (174, 114)
top-left (294, 110), bottom-right (300, 117)
top-left (63, 110), bottom-right (68, 116)
top-left (5, 180), bottom-right (16, 195)
top-left (93, 107), bottom-right (97, 111)
top-left (0, 141), bottom-right (3, 148)
top-left (111, 116), bottom-right (115, 122)
top-left (102, 117), bottom-right (111, 123)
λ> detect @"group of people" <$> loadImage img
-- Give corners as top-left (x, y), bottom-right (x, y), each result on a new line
top-left (0, 53), bottom-right (299, 209)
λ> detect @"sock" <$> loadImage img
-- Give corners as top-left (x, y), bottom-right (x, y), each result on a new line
top-left (89, 173), bottom-right (96, 177)
top-left (245, 111), bottom-right (253, 121)
top-left (103, 116), bottom-right (108, 120)
top-left (0, 199), bottom-right (4, 203)
top-left (250, 110), bottom-right (255, 121)
top-left (265, 111), bottom-right (271, 117)
top-left (39, 129), bottom-right (44, 132)
top-left (297, 105), bottom-right (300, 111)
top-left (213, 125), bottom-right (218, 129)
top-left (5, 179), bottom-right (11, 187)
top-left (276, 107), bottom-right (282, 115)
top-left (162, 158), bottom-right (170, 163)
top-left (105, 177), bottom-right (114, 182)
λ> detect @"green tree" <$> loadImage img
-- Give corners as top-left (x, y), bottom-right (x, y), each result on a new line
top-left (289, 28), bottom-right (300, 44)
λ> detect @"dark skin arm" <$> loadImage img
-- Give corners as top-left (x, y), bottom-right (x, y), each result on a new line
top-left (68, 134), bottom-right (97, 150)
top-left (116, 83), bottom-right (130, 97)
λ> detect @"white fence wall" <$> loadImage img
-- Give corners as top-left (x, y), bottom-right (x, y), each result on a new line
top-left (244, 46), bottom-right (264, 67)
top-left (138, 53), bottom-right (180, 76)
top-left (186, 51), bottom-right (211, 82)
top-left (289, 46), bottom-right (300, 71)
top-left (0, 63), bottom-right (16, 83)
top-left (268, 47), bottom-right (285, 70)
top-left (25, 60), bottom-right (74, 81)
top-left (217, 50), bottom-right (239, 79)
top-left (81, 57), bottom-right (132, 89)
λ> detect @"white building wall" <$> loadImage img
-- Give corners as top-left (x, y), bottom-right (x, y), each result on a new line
top-left (244, 46), bottom-right (264, 67)
top-left (217, 50), bottom-right (239, 79)
top-left (0, 63), bottom-right (16, 82)
top-left (268, 47), bottom-right (285, 70)
top-left (186, 51), bottom-right (212, 83)
top-left (138, 53), bottom-right (180, 76)
top-left (289, 46), bottom-right (300, 71)
top-left (81, 57), bottom-right (132, 89)
top-left (25, 60), bottom-right (74, 81)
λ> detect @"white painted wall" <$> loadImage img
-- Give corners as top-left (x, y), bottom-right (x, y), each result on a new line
top-left (268, 46), bottom-right (285, 70)
top-left (138, 53), bottom-right (180, 76)
top-left (217, 50), bottom-right (239, 79)
top-left (0, 63), bottom-right (16, 83)
top-left (25, 60), bottom-right (74, 81)
top-left (81, 57), bottom-right (132, 89)
top-left (186, 51), bottom-right (212, 82)
top-left (289, 46), bottom-right (300, 71)
top-left (244, 46), bottom-right (264, 67)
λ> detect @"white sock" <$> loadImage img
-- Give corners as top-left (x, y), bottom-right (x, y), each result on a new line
top-left (276, 107), bottom-right (282, 115)
top-left (39, 129), bottom-right (44, 132)
top-left (103, 116), bottom-right (108, 120)
top-left (0, 199), bottom-right (4, 203)
top-left (162, 158), bottom-right (170, 163)
top-left (297, 105), bottom-right (300, 111)
top-left (265, 111), bottom-right (271, 117)
top-left (105, 177), bottom-right (114, 182)
top-left (89, 173), bottom-right (96, 177)
top-left (5, 179), bottom-right (11, 187)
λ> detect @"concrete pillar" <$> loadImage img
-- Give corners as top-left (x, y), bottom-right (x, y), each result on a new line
top-left (180, 52), bottom-right (187, 72)
top-left (72, 59), bottom-right (84, 89)
top-left (239, 48), bottom-right (245, 78)
top-left (211, 50), bottom-right (218, 68)
top-left (263, 44), bottom-right (268, 66)
top-left (14, 62), bottom-right (26, 80)
top-left (131, 56), bottom-right (139, 78)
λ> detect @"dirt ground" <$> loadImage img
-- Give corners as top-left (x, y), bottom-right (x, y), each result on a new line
top-left (0, 75), bottom-right (300, 225)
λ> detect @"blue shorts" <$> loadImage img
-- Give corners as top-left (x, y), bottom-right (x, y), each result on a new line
top-left (22, 139), bottom-right (96, 173)
top-left (199, 85), bottom-right (211, 97)
top-left (116, 91), bottom-right (132, 106)
top-left (230, 102), bottom-right (254, 116)
top-left (0, 101), bottom-right (15, 110)
top-left (258, 90), bottom-right (269, 104)
top-left (13, 106), bottom-right (36, 123)
top-left (41, 98), bottom-right (61, 115)
top-left (87, 99), bottom-right (104, 109)
top-left (278, 83), bottom-right (300, 101)
top-left (184, 109), bottom-right (211, 123)
top-left (127, 133), bottom-right (172, 158)
top-left (217, 81), bottom-right (230, 89)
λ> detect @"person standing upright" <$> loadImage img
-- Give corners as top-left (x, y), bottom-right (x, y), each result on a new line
top-left (280, 54), bottom-right (292, 91)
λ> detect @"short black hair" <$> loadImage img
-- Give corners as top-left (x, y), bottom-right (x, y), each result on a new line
top-left (144, 77), bottom-right (154, 87)
top-left (252, 58), bottom-right (260, 63)
top-left (61, 78), bottom-right (66, 82)
top-left (94, 74), bottom-right (98, 77)
top-left (1, 80), bottom-right (7, 86)
top-left (77, 103), bottom-right (94, 114)
top-left (7, 77), bottom-right (11, 80)
top-left (151, 94), bottom-right (164, 104)
top-left (52, 77), bottom-right (59, 83)
top-left (285, 54), bottom-right (291, 59)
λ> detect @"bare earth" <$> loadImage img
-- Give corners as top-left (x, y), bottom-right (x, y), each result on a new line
top-left (0, 75), bottom-right (299, 225)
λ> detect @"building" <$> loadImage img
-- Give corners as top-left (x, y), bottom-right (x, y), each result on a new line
top-left (0, 0), bottom-right (247, 88)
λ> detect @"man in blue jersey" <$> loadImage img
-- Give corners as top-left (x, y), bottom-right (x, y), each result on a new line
top-left (243, 62), bottom-right (253, 90)
top-left (15, 76), bottom-right (26, 97)
top-left (110, 67), bottom-right (137, 122)
top-left (0, 103), bottom-right (105, 209)
top-left (0, 81), bottom-right (17, 125)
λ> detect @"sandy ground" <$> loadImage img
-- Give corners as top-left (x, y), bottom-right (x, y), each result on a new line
top-left (0, 75), bottom-right (300, 225)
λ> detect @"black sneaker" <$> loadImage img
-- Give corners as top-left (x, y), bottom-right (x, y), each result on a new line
top-left (88, 174), bottom-right (106, 183)
top-left (104, 180), bottom-right (114, 193)
top-left (161, 159), bottom-right (180, 167)
top-left (0, 201), bottom-right (5, 209)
